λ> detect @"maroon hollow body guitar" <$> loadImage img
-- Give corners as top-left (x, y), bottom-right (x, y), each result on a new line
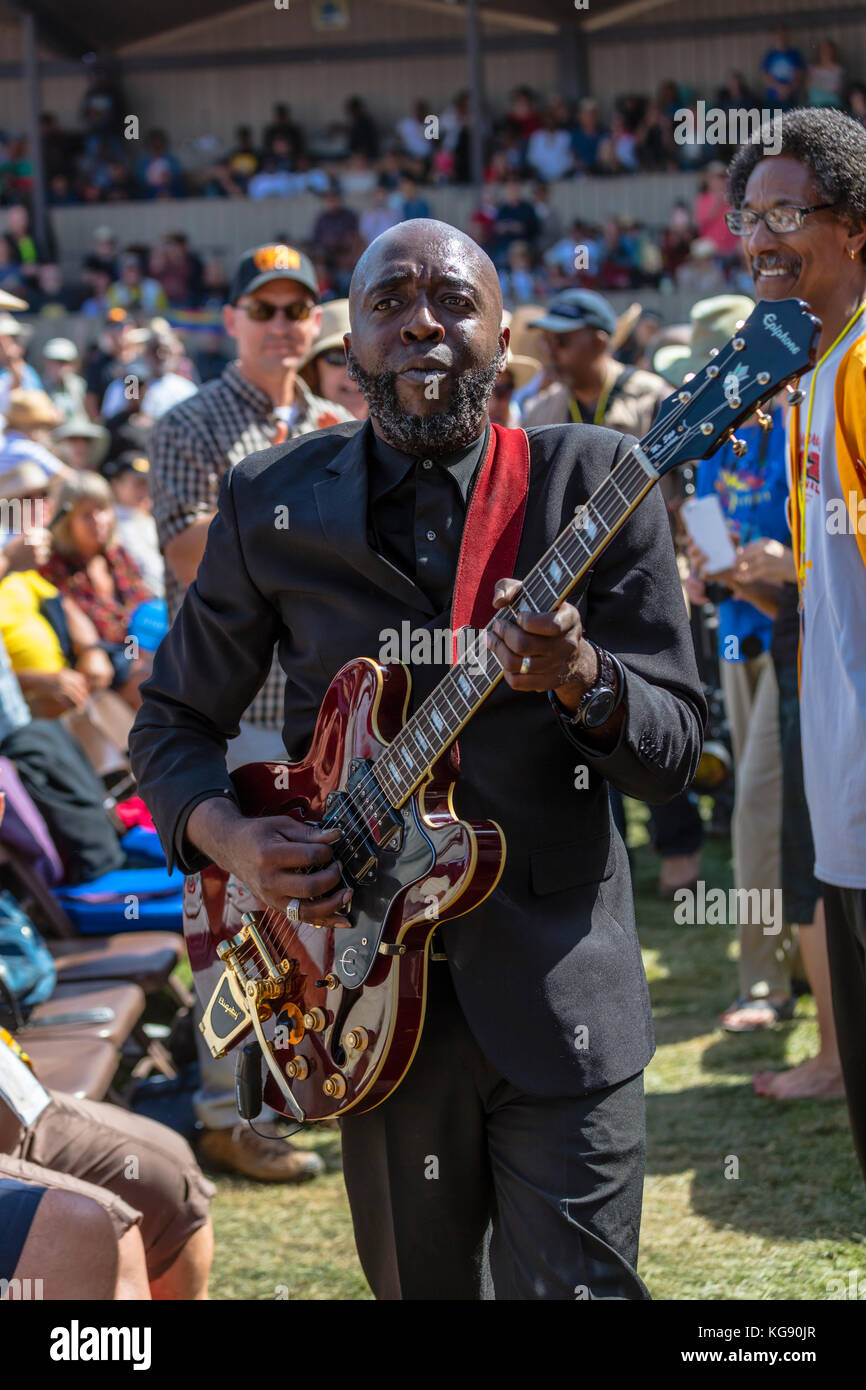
top-left (184, 298), bottom-right (819, 1126)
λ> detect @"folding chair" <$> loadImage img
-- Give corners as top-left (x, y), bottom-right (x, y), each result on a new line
top-left (0, 778), bottom-right (191, 1086)
top-left (11, 1035), bottom-right (118, 1103)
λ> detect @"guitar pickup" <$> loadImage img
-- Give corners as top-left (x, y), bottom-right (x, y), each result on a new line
top-left (326, 760), bottom-right (404, 886)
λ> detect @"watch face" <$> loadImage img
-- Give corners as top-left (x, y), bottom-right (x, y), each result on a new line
top-left (583, 687), bottom-right (617, 729)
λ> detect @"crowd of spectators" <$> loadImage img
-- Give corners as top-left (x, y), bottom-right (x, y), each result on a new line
top-left (0, 27), bottom-right (862, 214)
top-left (0, 28), bottom-right (859, 315)
top-left (0, 163), bottom-right (754, 318)
top-left (0, 175), bottom-right (850, 1287)
top-left (1, 29), bottom-right (863, 1299)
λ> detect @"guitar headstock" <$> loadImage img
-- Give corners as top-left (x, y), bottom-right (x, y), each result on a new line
top-left (644, 298), bottom-right (821, 474)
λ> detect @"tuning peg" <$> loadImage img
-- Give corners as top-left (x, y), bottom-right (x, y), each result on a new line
top-left (730, 437), bottom-right (748, 457)
top-left (787, 386), bottom-right (804, 406)
top-left (755, 409), bottom-right (773, 431)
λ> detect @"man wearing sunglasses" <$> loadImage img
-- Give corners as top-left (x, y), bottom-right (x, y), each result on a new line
top-left (149, 244), bottom-right (353, 1184)
top-left (725, 108), bottom-right (866, 1180)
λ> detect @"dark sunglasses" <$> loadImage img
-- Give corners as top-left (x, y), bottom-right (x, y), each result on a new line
top-left (239, 299), bottom-right (316, 323)
top-left (318, 348), bottom-right (348, 367)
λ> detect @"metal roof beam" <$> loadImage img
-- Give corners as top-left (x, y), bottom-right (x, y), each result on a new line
top-left (583, 0), bottom-right (681, 35)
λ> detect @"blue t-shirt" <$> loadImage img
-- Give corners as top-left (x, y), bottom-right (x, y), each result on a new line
top-left (571, 128), bottom-right (603, 170)
top-left (696, 406), bottom-right (790, 661)
top-left (400, 197), bottom-right (431, 221)
top-left (761, 46), bottom-right (805, 101)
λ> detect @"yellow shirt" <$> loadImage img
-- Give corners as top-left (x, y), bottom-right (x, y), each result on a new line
top-left (0, 1027), bottom-right (33, 1070)
top-left (0, 570), bottom-right (65, 672)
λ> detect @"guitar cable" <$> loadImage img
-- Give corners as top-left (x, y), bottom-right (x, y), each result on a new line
top-left (235, 1037), bottom-right (307, 1138)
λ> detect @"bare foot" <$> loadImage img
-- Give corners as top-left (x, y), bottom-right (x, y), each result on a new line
top-left (752, 1057), bottom-right (845, 1100)
top-left (658, 851), bottom-right (701, 896)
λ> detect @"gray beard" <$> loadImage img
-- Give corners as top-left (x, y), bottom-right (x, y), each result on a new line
top-left (346, 347), bottom-right (501, 455)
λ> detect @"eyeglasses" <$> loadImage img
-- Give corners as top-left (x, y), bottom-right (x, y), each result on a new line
top-left (318, 348), bottom-right (347, 367)
top-left (238, 300), bottom-right (316, 323)
top-left (724, 204), bottom-right (835, 236)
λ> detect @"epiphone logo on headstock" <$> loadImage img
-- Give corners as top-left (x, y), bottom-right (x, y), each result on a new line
top-left (762, 312), bottom-right (800, 355)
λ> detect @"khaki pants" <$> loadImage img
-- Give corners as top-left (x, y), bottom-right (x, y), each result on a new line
top-left (1, 1088), bottom-right (214, 1282)
top-left (719, 652), bottom-right (798, 998)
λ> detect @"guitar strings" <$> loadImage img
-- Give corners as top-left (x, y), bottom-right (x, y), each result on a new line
top-left (231, 372), bottom-right (771, 971)
top-left (339, 359), bottom-right (765, 827)
top-left (233, 361), bottom-right (781, 966)
top-left (227, 352), bottom-right (792, 967)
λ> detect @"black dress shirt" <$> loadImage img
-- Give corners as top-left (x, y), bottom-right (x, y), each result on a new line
top-left (131, 416), bottom-right (706, 1097)
top-left (367, 425), bottom-right (490, 614)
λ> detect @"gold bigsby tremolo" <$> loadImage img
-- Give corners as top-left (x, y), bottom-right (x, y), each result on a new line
top-left (199, 911), bottom-right (307, 1124)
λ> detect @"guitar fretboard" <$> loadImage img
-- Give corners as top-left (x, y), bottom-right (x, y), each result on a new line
top-left (372, 442), bottom-right (658, 808)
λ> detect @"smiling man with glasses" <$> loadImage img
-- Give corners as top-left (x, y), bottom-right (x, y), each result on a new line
top-left (726, 108), bottom-right (866, 1179)
top-left (148, 242), bottom-right (353, 1184)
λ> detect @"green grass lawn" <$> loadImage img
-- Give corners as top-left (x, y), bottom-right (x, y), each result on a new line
top-left (200, 802), bottom-right (866, 1300)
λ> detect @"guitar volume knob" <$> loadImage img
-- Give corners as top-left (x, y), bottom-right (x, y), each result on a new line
top-left (286, 1056), bottom-right (309, 1080)
top-left (344, 1027), bottom-right (368, 1051)
top-left (323, 1073), bottom-right (346, 1098)
top-left (303, 1007), bottom-right (327, 1032)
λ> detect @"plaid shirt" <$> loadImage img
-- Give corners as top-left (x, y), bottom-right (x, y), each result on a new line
top-left (150, 362), bottom-right (351, 729)
top-left (41, 543), bottom-right (152, 645)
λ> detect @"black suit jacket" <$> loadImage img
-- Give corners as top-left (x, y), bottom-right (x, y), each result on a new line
top-left (130, 419), bottom-right (706, 1097)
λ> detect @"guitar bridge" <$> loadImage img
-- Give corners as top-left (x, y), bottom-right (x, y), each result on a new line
top-left (198, 913), bottom-right (292, 1059)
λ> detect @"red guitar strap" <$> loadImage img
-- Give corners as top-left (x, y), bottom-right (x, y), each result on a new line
top-left (451, 423), bottom-right (530, 643)
top-left (448, 422), bottom-right (530, 767)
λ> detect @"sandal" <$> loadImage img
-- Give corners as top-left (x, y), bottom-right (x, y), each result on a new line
top-left (720, 995), bottom-right (796, 1033)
